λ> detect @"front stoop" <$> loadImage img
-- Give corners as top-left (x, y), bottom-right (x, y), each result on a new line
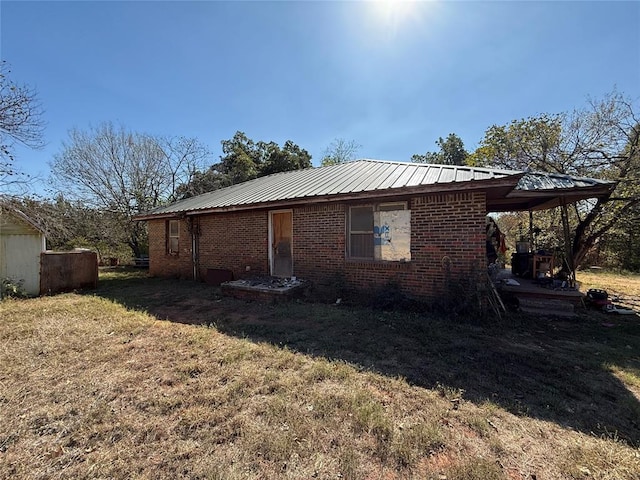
top-left (221, 278), bottom-right (305, 303)
top-left (518, 297), bottom-right (578, 318)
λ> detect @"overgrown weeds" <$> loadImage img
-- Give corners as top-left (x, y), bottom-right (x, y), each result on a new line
top-left (1, 277), bottom-right (28, 299)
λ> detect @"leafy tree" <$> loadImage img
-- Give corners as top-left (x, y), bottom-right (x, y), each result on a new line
top-left (174, 166), bottom-right (229, 199)
top-left (412, 133), bottom-right (468, 165)
top-left (217, 131), bottom-right (261, 185)
top-left (216, 131), bottom-right (311, 183)
top-left (467, 114), bottom-right (563, 171)
top-left (321, 138), bottom-right (361, 166)
top-left (177, 131), bottom-right (312, 198)
top-left (0, 61), bottom-right (45, 189)
top-left (604, 203), bottom-right (640, 271)
top-left (261, 140), bottom-right (312, 176)
top-left (473, 91), bottom-right (640, 270)
top-left (50, 122), bottom-right (209, 257)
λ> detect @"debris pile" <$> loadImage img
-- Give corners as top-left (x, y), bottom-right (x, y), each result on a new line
top-left (222, 276), bottom-right (304, 292)
top-left (586, 289), bottom-right (637, 315)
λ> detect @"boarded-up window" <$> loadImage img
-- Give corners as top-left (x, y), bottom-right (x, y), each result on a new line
top-left (168, 220), bottom-right (179, 254)
top-left (374, 209), bottom-right (411, 261)
top-left (348, 203), bottom-right (410, 261)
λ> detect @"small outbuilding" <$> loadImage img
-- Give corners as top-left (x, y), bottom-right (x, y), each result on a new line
top-left (0, 204), bottom-right (46, 296)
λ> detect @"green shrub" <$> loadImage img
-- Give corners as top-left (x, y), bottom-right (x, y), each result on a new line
top-left (1, 277), bottom-right (28, 299)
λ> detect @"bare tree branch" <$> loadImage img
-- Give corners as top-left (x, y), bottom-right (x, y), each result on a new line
top-left (0, 61), bottom-right (45, 190)
top-left (50, 122), bottom-right (209, 257)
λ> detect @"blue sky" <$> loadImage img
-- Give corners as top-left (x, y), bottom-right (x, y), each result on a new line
top-left (2, 1), bottom-right (639, 194)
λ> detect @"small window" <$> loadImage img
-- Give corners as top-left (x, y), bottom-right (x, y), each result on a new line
top-left (348, 203), bottom-right (410, 261)
top-left (168, 220), bottom-right (179, 254)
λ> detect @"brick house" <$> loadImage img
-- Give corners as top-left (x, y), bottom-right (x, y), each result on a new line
top-left (135, 160), bottom-right (614, 300)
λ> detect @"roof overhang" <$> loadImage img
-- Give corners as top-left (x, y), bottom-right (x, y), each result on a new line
top-left (488, 183), bottom-right (617, 212)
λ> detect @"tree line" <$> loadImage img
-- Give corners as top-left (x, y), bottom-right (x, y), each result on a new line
top-left (5, 124), bottom-right (315, 259)
top-left (1, 61), bottom-right (638, 270)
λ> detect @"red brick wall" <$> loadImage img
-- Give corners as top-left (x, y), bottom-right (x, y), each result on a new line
top-left (292, 204), bottom-right (345, 281)
top-left (196, 210), bottom-right (269, 279)
top-left (406, 192), bottom-right (486, 297)
top-left (148, 191), bottom-right (487, 299)
top-left (340, 192), bottom-right (486, 298)
top-left (148, 218), bottom-right (192, 278)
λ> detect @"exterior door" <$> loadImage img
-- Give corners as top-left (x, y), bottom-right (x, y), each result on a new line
top-left (270, 211), bottom-right (293, 277)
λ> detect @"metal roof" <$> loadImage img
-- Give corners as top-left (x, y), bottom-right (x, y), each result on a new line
top-left (139, 159), bottom-right (522, 218)
top-left (136, 159), bottom-right (617, 218)
top-left (492, 171), bottom-right (617, 211)
top-left (516, 172), bottom-right (613, 191)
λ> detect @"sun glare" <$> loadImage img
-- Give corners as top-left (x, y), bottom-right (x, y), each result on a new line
top-left (370, 0), bottom-right (418, 28)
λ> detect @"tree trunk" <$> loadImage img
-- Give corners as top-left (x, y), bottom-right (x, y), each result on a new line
top-left (128, 221), bottom-right (148, 259)
top-left (128, 239), bottom-right (142, 259)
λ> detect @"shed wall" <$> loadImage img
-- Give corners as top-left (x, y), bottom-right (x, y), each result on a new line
top-left (0, 212), bottom-right (45, 296)
top-left (0, 234), bottom-right (43, 296)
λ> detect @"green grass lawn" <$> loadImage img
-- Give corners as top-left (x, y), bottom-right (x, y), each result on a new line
top-left (1, 268), bottom-right (639, 479)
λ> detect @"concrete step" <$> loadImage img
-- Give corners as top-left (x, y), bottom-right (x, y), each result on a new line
top-left (518, 297), bottom-right (577, 318)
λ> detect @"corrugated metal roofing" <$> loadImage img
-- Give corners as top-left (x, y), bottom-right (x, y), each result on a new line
top-left (143, 159), bottom-right (520, 217)
top-left (515, 172), bottom-right (613, 192)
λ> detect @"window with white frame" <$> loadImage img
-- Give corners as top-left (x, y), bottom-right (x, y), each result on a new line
top-left (167, 219), bottom-right (179, 254)
top-left (348, 202), bottom-right (411, 261)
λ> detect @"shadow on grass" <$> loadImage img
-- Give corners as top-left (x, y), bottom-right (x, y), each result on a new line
top-left (94, 269), bottom-right (640, 446)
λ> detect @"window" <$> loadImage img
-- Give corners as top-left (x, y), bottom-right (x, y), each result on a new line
top-left (349, 206), bottom-right (374, 258)
top-left (167, 219), bottom-right (179, 254)
top-left (348, 203), bottom-right (411, 261)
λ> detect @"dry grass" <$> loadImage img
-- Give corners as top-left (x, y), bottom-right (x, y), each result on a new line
top-left (1, 268), bottom-right (639, 479)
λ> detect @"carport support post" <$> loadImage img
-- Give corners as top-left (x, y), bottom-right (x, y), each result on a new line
top-left (560, 199), bottom-right (576, 285)
top-left (529, 210), bottom-right (534, 252)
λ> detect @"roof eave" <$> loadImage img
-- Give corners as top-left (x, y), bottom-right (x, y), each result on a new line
top-left (489, 182), bottom-right (617, 212)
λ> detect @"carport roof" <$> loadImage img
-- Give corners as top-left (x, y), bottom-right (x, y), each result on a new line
top-left (135, 159), bottom-right (616, 219)
top-left (496, 171), bottom-right (616, 212)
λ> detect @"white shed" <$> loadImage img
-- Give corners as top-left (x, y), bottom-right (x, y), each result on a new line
top-left (0, 206), bottom-right (46, 296)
